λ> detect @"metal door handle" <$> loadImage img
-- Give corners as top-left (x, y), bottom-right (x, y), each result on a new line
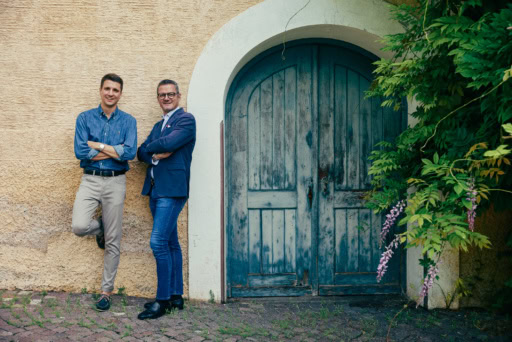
top-left (321, 177), bottom-right (329, 196)
top-left (307, 185), bottom-right (313, 208)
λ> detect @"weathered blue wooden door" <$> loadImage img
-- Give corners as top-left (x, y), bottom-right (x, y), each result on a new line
top-left (226, 41), bottom-right (405, 297)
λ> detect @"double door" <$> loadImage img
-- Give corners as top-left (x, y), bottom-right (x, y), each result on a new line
top-left (226, 42), bottom-right (405, 297)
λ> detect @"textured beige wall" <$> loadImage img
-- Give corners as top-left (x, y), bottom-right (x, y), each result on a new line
top-left (0, 0), bottom-right (262, 298)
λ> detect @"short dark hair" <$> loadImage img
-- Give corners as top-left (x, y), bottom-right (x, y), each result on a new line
top-left (157, 79), bottom-right (179, 95)
top-left (100, 73), bottom-right (123, 91)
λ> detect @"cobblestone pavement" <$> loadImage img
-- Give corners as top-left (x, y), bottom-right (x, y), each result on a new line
top-left (0, 290), bottom-right (511, 341)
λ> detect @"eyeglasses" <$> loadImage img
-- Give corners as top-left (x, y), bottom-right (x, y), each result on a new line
top-left (158, 92), bottom-right (178, 99)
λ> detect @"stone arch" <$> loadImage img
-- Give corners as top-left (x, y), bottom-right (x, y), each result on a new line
top-left (186, 0), bottom-right (403, 301)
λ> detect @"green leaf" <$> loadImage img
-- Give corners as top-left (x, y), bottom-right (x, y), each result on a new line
top-left (462, 199), bottom-right (473, 210)
top-left (503, 123), bottom-right (512, 136)
top-left (454, 184), bottom-right (463, 195)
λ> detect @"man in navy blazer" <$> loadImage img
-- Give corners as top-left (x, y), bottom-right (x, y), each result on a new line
top-left (136, 79), bottom-right (196, 320)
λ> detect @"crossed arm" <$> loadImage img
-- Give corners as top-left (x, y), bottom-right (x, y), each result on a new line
top-left (88, 141), bottom-right (171, 161)
top-left (88, 141), bottom-right (119, 160)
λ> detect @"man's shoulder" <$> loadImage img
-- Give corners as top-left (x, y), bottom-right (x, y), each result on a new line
top-left (76, 108), bottom-right (99, 124)
top-left (78, 107), bottom-right (99, 117)
top-left (177, 108), bottom-right (195, 121)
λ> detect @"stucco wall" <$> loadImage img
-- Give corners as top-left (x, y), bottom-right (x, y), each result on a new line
top-left (460, 206), bottom-right (512, 308)
top-left (0, 0), bottom-right (263, 298)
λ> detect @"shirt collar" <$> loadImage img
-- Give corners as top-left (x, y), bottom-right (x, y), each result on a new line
top-left (98, 104), bottom-right (118, 119)
top-left (162, 107), bottom-right (181, 120)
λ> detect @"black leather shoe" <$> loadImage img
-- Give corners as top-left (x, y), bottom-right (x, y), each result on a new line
top-left (96, 216), bottom-right (105, 250)
top-left (138, 301), bottom-right (170, 320)
top-left (144, 296), bottom-right (184, 310)
top-left (170, 296), bottom-right (184, 310)
top-left (143, 300), bottom-right (156, 309)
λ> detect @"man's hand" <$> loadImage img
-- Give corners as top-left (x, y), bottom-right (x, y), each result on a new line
top-left (152, 152), bottom-right (173, 162)
top-left (88, 141), bottom-right (102, 150)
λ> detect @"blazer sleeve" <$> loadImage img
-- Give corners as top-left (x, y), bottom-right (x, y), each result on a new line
top-left (145, 114), bottom-right (196, 154)
top-left (137, 123), bottom-right (160, 165)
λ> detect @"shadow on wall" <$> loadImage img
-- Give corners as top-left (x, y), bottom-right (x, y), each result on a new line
top-left (460, 204), bottom-right (512, 310)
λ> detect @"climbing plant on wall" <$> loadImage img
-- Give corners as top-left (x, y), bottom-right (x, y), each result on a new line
top-left (366, 0), bottom-right (512, 306)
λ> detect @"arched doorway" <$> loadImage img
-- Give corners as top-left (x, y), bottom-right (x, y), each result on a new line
top-left (225, 40), bottom-right (406, 297)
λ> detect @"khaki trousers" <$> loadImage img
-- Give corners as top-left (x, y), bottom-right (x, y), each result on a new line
top-left (71, 173), bottom-right (126, 293)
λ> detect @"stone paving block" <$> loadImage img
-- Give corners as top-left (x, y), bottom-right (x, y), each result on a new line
top-left (132, 331), bottom-right (155, 339)
top-left (6, 327), bottom-right (25, 334)
top-left (34, 336), bottom-right (59, 342)
top-left (25, 325), bottom-right (40, 331)
top-left (120, 337), bottom-right (138, 341)
top-left (162, 328), bottom-right (181, 338)
top-left (55, 338), bottom-right (73, 342)
top-left (15, 330), bottom-right (34, 338)
top-left (155, 337), bottom-right (172, 342)
top-left (30, 299), bottom-right (42, 305)
top-left (0, 330), bottom-right (14, 337)
top-left (16, 337), bottom-right (38, 342)
top-left (79, 332), bottom-right (107, 342)
top-left (52, 326), bottom-right (70, 333)
top-left (96, 337), bottom-right (115, 342)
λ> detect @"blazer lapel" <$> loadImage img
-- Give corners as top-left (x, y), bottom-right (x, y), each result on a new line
top-left (161, 108), bottom-right (184, 135)
top-left (156, 120), bottom-right (165, 138)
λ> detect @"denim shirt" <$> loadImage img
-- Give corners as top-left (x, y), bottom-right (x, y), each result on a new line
top-left (74, 105), bottom-right (137, 171)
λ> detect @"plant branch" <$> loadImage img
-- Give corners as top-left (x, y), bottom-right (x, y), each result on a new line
top-left (423, 0), bottom-right (431, 44)
top-left (448, 157), bottom-right (512, 194)
top-left (281, 0), bottom-right (311, 61)
top-left (420, 80), bottom-right (507, 152)
top-left (386, 303), bottom-right (409, 342)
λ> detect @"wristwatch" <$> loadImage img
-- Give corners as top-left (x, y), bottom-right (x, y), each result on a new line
top-left (99, 143), bottom-right (105, 152)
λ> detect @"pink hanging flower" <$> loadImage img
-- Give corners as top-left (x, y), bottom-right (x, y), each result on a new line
top-left (376, 235), bottom-right (401, 283)
top-left (380, 200), bottom-right (406, 246)
top-left (416, 263), bottom-right (440, 307)
top-left (466, 178), bottom-right (477, 232)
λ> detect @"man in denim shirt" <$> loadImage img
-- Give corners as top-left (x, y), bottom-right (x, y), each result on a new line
top-left (71, 73), bottom-right (137, 311)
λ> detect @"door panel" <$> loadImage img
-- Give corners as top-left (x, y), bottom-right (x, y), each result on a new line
top-left (317, 45), bottom-right (404, 295)
top-left (227, 45), bottom-right (314, 297)
top-left (227, 42), bottom-right (405, 297)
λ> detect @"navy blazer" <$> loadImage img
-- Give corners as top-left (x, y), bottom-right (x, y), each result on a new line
top-left (137, 108), bottom-right (196, 198)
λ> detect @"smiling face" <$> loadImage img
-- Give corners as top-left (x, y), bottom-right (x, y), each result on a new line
top-left (100, 80), bottom-right (122, 113)
top-left (157, 83), bottom-right (181, 113)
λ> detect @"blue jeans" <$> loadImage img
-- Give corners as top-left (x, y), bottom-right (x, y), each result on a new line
top-left (149, 192), bottom-right (187, 300)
